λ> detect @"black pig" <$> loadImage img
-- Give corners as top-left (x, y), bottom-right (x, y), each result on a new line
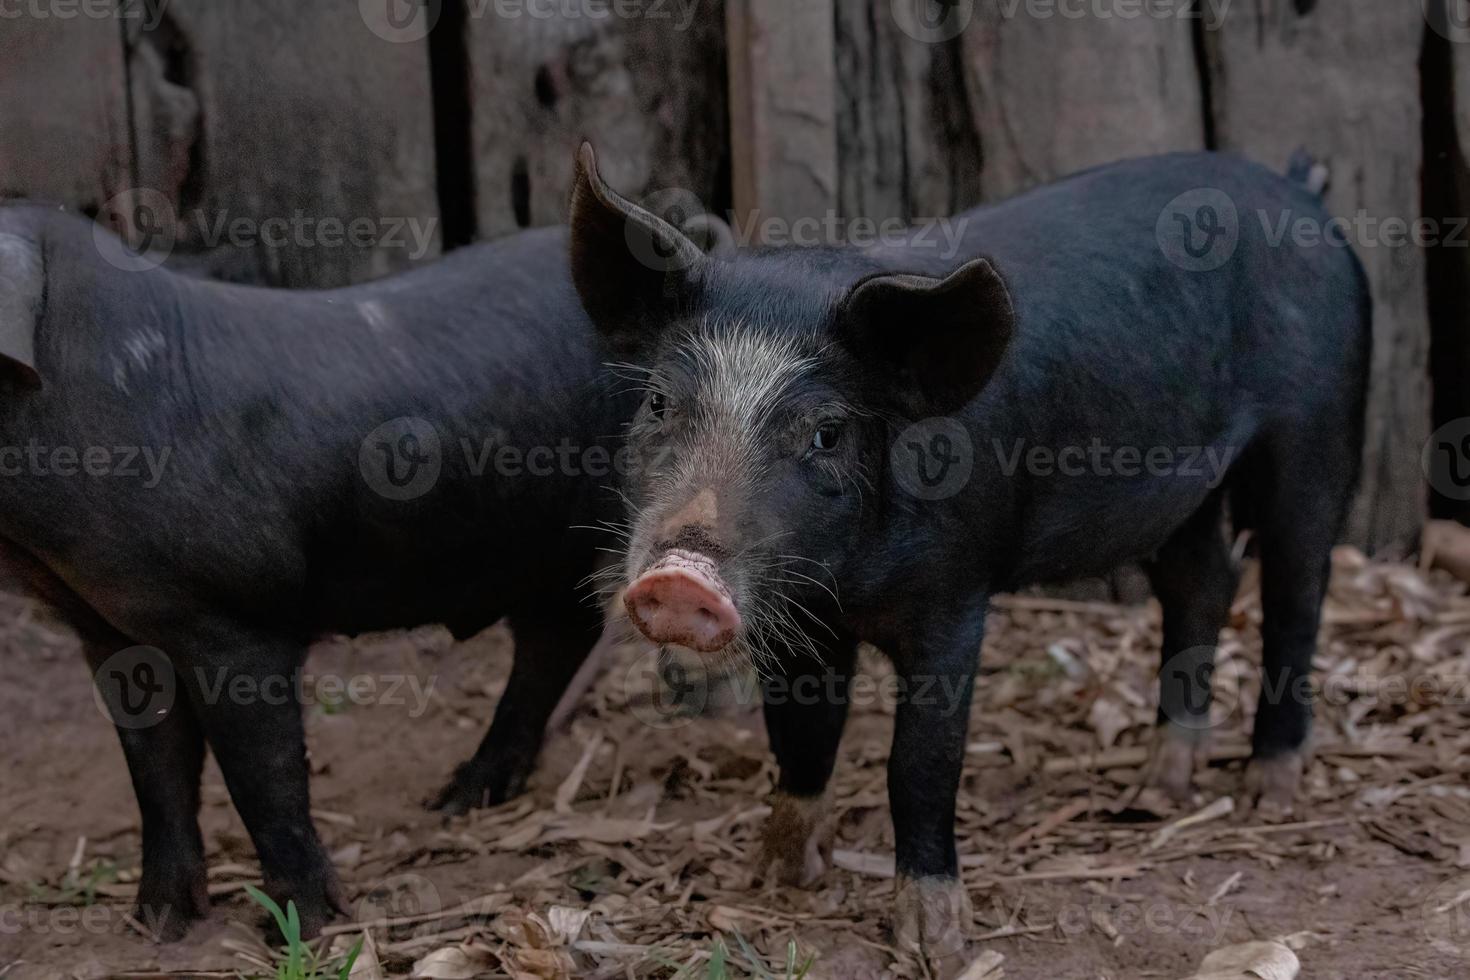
top-left (0, 204), bottom-right (634, 939)
top-left (568, 145), bottom-right (1369, 958)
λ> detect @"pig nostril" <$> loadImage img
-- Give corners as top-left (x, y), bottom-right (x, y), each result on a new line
top-left (625, 562), bottom-right (740, 650)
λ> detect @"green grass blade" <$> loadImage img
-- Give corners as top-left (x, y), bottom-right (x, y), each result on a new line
top-left (706, 936), bottom-right (727, 980)
top-left (336, 936), bottom-right (365, 980)
top-left (243, 884), bottom-right (291, 941)
top-left (283, 901), bottom-right (304, 975)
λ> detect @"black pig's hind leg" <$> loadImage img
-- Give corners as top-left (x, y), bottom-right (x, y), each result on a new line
top-left (8, 535), bottom-right (213, 944)
top-left (1246, 430), bottom-right (1355, 815)
top-left (431, 600), bottom-right (604, 816)
top-left (1142, 489), bottom-right (1238, 802)
top-left (86, 633), bottom-right (209, 941)
top-left (173, 622), bottom-right (344, 939)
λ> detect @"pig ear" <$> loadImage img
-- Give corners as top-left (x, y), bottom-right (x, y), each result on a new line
top-left (0, 232), bottom-right (43, 388)
top-left (569, 142), bottom-right (706, 359)
top-left (840, 258), bottom-right (1014, 415)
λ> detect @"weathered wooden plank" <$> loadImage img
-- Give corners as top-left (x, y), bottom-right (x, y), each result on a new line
top-left (1206, 1), bottom-right (1429, 555)
top-left (0, 15), bottom-right (130, 209)
top-left (834, 2), bottom-right (982, 224)
top-left (725, 0), bottom-right (837, 240)
top-left (126, 1), bottom-right (440, 286)
top-left (958, 1), bottom-right (1205, 201)
top-left (465, 4), bottom-right (729, 239)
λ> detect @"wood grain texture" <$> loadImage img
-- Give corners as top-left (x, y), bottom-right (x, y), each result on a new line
top-left (129, 1), bottom-right (440, 286)
top-left (726, 0), bottom-right (837, 239)
top-left (465, 3), bottom-right (728, 239)
top-left (958, 1), bottom-right (1206, 201)
top-left (834, 2), bottom-right (982, 224)
top-left (1206, 0), bottom-right (1429, 554)
top-left (0, 16), bottom-right (130, 210)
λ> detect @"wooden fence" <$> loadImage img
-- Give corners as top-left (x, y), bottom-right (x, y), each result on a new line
top-left (1, 0), bottom-right (1465, 554)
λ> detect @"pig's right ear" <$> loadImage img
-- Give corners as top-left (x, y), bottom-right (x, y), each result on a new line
top-left (569, 142), bottom-right (706, 359)
top-left (0, 232), bottom-right (43, 388)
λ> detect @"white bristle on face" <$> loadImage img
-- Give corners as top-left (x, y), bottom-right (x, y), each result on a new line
top-left (686, 320), bottom-right (817, 445)
top-left (617, 321), bottom-right (841, 676)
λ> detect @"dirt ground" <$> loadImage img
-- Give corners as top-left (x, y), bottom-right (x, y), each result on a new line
top-left (4, 548), bottom-right (1470, 979)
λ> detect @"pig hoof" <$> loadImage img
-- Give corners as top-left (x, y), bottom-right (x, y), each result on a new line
top-left (758, 791), bottom-right (833, 887)
top-left (893, 875), bottom-right (973, 965)
top-left (429, 759), bottom-right (530, 816)
top-left (1245, 752), bottom-right (1303, 820)
top-left (134, 863), bottom-right (210, 942)
top-left (1140, 729), bottom-right (1204, 803)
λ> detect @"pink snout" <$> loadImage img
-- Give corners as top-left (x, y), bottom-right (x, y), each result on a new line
top-left (624, 551), bottom-right (741, 653)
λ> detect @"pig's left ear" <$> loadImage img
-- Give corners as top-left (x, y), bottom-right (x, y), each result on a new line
top-left (839, 258), bottom-right (1014, 415)
top-left (568, 142), bottom-right (707, 360)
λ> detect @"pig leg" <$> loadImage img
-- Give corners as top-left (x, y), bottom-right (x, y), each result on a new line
top-left (431, 603), bottom-right (603, 815)
top-left (1142, 491), bottom-right (1238, 801)
top-left (888, 606), bottom-right (985, 964)
top-left (6, 540), bottom-right (212, 942)
top-left (85, 638), bottom-right (209, 941)
top-left (758, 638), bottom-right (857, 887)
top-left (1247, 439), bottom-right (1349, 815)
top-left (176, 626), bottom-right (344, 939)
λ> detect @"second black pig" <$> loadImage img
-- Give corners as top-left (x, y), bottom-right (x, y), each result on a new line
top-left (0, 204), bottom-right (637, 940)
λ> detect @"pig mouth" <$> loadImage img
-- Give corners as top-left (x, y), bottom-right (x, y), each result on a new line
top-left (624, 548), bottom-right (742, 654)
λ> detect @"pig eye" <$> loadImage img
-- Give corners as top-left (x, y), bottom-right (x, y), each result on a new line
top-left (648, 392), bottom-right (668, 419)
top-left (811, 421), bottom-right (844, 452)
